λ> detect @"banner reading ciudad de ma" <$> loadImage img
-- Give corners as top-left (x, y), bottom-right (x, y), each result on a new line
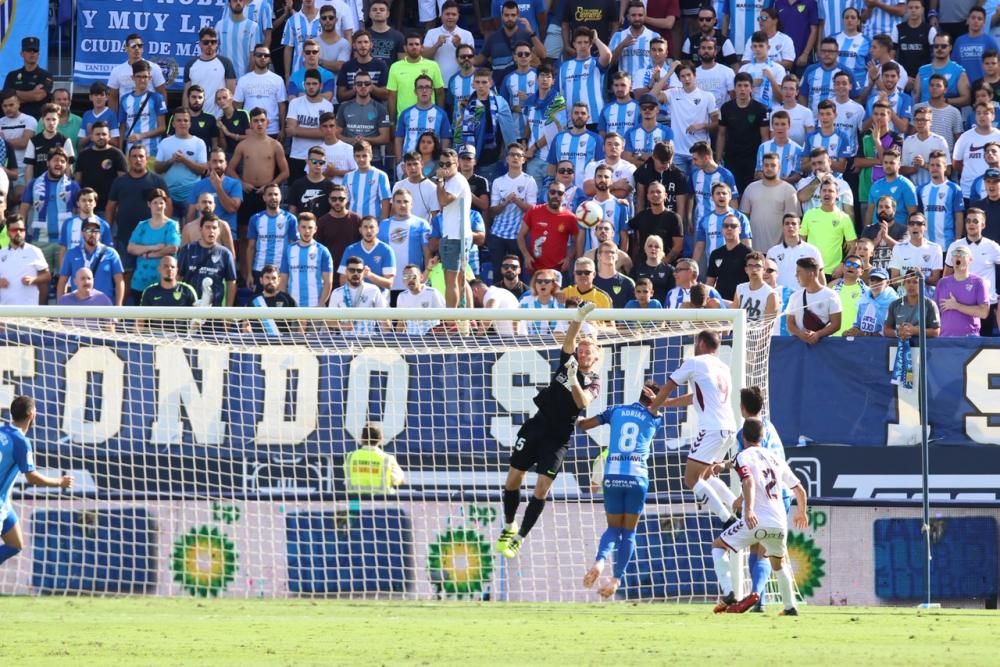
top-left (74, 0), bottom-right (227, 91)
top-left (0, 0), bottom-right (49, 72)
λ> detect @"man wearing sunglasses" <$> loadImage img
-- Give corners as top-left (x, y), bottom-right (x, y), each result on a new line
top-left (830, 253), bottom-right (868, 336)
top-left (517, 181), bottom-right (578, 273)
top-left (235, 45), bottom-right (287, 139)
top-left (183, 27), bottom-right (237, 118)
top-left (888, 211), bottom-right (944, 290)
top-left (107, 34), bottom-right (167, 114)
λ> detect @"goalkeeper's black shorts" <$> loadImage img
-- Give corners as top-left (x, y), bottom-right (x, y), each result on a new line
top-left (509, 414), bottom-right (571, 479)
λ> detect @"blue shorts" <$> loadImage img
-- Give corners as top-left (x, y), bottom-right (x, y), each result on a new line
top-left (439, 238), bottom-right (468, 272)
top-left (602, 475), bottom-right (649, 515)
top-left (1, 506), bottom-right (18, 536)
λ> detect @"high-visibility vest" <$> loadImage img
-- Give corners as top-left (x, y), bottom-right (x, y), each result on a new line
top-left (344, 447), bottom-right (393, 493)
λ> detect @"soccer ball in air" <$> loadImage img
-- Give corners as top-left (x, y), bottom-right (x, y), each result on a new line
top-left (576, 200), bottom-right (604, 229)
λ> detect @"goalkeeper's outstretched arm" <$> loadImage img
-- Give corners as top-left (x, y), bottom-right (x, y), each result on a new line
top-left (561, 302), bottom-right (596, 354)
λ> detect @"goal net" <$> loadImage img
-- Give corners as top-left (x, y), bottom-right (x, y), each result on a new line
top-left (0, 305), bottom-right (774, 601)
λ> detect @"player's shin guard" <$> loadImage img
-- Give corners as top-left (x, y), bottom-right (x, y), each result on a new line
top-left (749, 552), bottom-right (772, 596)
top-left (776, 564), bottom-right (796, 611)
top-left (712, 547), bottom-right (734, 595)
top-left (694, 479), bottom-right (732, 522)
top-left (613, 529), bottom-right (637, 580)
top-left (502, 488), bottom-right (520, 525)
top-left (0, 544), bottom-right (21, 566)
top-left (595, 527), bottom-right (621, 562)
top-left (518, 496), bottom-right (546, 538)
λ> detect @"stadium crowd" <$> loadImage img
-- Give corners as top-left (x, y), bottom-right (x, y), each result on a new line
top-left (0, 0), bottom-right (999, 339)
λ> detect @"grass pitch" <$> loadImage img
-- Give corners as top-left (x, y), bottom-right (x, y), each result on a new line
top-left (0, 598), bottom-right (995, 666)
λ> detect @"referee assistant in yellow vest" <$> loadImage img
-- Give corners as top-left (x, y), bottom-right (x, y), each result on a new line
top-left (344, 423), bottom-right (405, 493)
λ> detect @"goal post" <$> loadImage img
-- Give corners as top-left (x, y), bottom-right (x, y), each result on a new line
top-left (0, 305), bottom-right (770, 601)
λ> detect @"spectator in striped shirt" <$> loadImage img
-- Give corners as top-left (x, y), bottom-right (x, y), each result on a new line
top-left (216, 0), bottom-right (264, 77)
top-left (246, 183), bottom-right (299, 288)
top-left (344, 140), bottom-right (391, 220)
top-left (279, 211), bottom-right (334, 308)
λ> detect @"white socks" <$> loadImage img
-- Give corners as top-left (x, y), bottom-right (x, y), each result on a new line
top-left (695, 478), bottom-right (734, 522)
top-left (776, 564), bottom-right (796, 610)
top-left (712, 547), bottom-right (733, 595)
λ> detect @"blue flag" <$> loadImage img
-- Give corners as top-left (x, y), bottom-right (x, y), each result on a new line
top-left (0, 0), bottom-right (49, 71)
top-left (891, 338), bottom-right (913, 390)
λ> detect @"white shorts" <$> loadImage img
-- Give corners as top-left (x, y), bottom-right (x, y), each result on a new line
top-left (687, 429), bottom-right (735, 465)
top-left (718, 518), bottom-right (787, 558)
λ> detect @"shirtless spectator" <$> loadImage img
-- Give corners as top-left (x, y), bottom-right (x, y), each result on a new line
top-left (227, 107), bottom-right (289, 268)
top-left (181, 191), bottom-right (236, 257)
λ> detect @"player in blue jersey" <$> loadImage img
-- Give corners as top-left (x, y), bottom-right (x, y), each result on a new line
top-left (1, 396), bottom-right (73, 568)
top-left (713, 386), bottom-right (793, 613)
top-left (578, 380), bottom-right (666, 599)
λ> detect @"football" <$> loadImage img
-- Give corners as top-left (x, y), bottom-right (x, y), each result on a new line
top-left (575, 200), bottom-right (604, 229)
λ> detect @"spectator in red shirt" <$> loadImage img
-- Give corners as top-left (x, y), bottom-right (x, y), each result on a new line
top-left (517, 179), bottom-right (579, 273)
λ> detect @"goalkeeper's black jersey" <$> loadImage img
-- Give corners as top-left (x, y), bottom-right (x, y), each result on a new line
top-left (533, 350), bottom-right (601, 429)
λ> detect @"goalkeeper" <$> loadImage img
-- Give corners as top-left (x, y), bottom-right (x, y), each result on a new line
top-left (496, 302), bottom-right (602, 559)
top-left (577, 380), bottom-right (666, 599)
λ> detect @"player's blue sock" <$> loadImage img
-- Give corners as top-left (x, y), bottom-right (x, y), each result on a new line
top-left (595, 527), bottom-right (620, 562)
top-left (612, 529), bottom-right (636, 580)
top-left (0, 544), bottom-right (21, 566)
top-left (750, 553), bottom-right (772, 597)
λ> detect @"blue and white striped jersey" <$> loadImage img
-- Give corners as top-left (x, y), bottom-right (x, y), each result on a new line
top-left (519, 294), bottom-right (563, 335)
top-left (865, 90), bottom-right (913, 134)
top-left (755, 139), bottom-right (804, 178)
top-left (216, 15), bottom-right (263, 77)
top-left (118, 90), bottom-right (168, 154)
top-left (280, 240), bottom-right (333, 307)
top-left (918, 180), bottom-right (965, 248)
top-left (802, 128), bottom-right (856, 165)
top-left (834, 31), bottom-right (871, 85)
top-left (599, 100), bottom-right (640, 137)
top-left (800, 63), bottom-right (843, 113)
top-left (608, 26), bottom-right (659, 80)
top-left (862, 0), bottom-right (906, 40)
top-left (281, 11), bottom-right (322, 74)
top-left (690, 166), bottom-right (739, 228)
top-left (395, 104), bottom-right (452, 155)
top-left (817, 0), bottom-right (858, 38)
top-left (523, 89), bottom-right (567, 147)
top-left (23, 173), bottom-right (80, 244)
top-left (222, 0), bottom-right (273, 31)
top-left (490, 173), bottom-right (538, 239)
top-left (248, 209), bottom-right (299, 272)
top-left (696, 207), bottom-right (752, 257)
top-left (723, 0), bottom-right (770, 54)
top-left (580, 196), bottom-right (629, 252)
top-left (546, 130), bottom-right (604, 187)
top-left (559, 57), bottom-right (607, 119)
top-left (345, 168), bottom-right (392, 220)
top-left (447, 71), bottom-right (475, 122)
top-left (501, 69), bottom-right (538, 136)
top-left (624, 124), bottom-right (674, 156)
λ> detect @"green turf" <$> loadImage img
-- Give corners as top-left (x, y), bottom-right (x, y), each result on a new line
top-left (0, 599), bottom-right (995, 666)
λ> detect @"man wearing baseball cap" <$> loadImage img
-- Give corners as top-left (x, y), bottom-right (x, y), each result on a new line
top-left (57, 219), bottom-right (126, 306)
top-left (2, 37), bottom-right (54, 120)
top-left (844, 267), bottom-right (899, 337)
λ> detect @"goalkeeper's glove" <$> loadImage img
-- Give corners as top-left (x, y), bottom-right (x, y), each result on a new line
top-left (562, 356), bottom-right (580, 389)
top-left (576, 301), bottom-right (596, 320)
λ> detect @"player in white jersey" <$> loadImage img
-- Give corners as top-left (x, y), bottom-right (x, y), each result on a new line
top-left (654, 330), bottom-right (738, 523)
top-left (710, 418), bottom-right (807, 615)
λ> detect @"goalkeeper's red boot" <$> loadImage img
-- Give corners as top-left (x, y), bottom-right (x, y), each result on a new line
top-left (713, 592), bottom-right (737, 613)
top-left (726, 592), bottom-right (760, 613)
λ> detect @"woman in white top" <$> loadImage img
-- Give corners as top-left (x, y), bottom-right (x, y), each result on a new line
top-left (519, 269), bottom-right (563, 335)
